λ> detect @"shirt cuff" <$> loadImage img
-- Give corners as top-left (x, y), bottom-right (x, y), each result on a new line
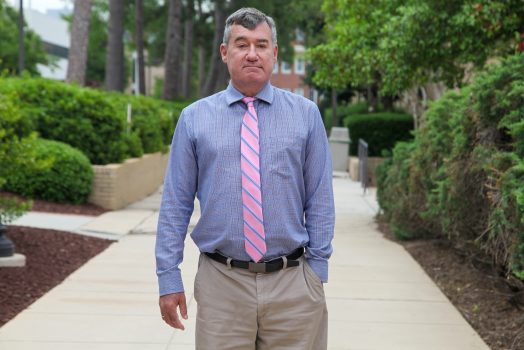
top-left (158, 268), bottom-right (184, 296)
top-left (306, 257), bottom-right (328, 283)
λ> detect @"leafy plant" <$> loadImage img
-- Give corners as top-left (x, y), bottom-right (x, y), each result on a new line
top-left (377, 53), bottom-right (524, 279)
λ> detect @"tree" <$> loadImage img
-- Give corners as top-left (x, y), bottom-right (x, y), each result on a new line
top-left (163, 0), bottom-right (182, 100)
top-left (309, 0), bottom-right (524, 101)
top-left (0, 0), bottom-right (47, 75)
top-left (67, 0), bottom-right (92, 85)
top-left (182, 0), bottom-right (195, 99)
top-left (105, 0), bottom-right (125, 91)
top-left (135, 0), bottom-right (146, 95)
top-left (17, 0), bottom-right (24, 74)
top-left (201, 0), bottom-right (226, 97)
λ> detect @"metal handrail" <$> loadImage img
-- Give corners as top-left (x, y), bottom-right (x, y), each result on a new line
top-left (358, 139), bottom-right (368, 194)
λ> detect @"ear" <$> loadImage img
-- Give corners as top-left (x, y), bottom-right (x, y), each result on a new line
top-left (220, 43), bottom-right (228, 63)
top-left (273, 44), bottom-right (278, 62)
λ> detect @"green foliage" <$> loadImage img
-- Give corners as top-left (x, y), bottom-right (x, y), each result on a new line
top-left (0, 78), bottom-right (186, 164)
top-left (5, 139), bottom-right (93, 204)
top-left (377, 53), bottom-right (524, 279)
top-left (343, 112), bottom-right (414, 156)
top-left (108, 93), bottom-right (186, 154)
top-left (309, 0), bottom-right (524, 94)
top-left (0, 0), bottom-right (48, 75)
top-left (0, 93), bottom-right (34, 223)
top-left (0, 77), bottom-right (126, 164)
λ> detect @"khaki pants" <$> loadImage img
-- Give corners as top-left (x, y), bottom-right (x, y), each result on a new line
top-left (194, 253), bottom-right (328, 350)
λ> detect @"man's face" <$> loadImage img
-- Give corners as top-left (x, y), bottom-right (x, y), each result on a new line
top-left (220, 22), bottom-right (278, 96)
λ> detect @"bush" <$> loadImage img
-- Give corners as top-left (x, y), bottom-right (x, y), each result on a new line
top-left (109, 93), bottom-right (182, 154)
top-left (5, 139), bottom-right (93, 204)
top-left (0, 78), bottom-right (126, 164)
top-left (0, 93), bottom-right (33, 223)
top-left (324, 102), bottom-right (407, 130)
top-left (343, 112), bottom-right (414, 156)
top-left (377, 53), bottom-right (524, 280)
top-left (0, 78), bottom-right (189, 164)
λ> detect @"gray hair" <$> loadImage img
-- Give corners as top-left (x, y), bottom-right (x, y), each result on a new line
top-left (223, 7), bottom-right (278, 46)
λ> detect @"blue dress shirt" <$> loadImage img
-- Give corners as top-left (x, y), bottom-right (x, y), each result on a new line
top-left (156, 82), bottom-right (335, 296)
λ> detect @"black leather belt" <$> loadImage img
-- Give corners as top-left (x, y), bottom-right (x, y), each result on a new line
top-left (205, 247), bottom-right (304, 273)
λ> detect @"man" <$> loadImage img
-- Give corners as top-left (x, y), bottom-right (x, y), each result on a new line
top-left (156, 7), bottom-right (335, 349)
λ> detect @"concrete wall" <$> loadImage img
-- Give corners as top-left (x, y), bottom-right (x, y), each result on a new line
top-left (348, 156), bottom-right (386, 187)
top-left (89, 152), bottom-right (169, 210)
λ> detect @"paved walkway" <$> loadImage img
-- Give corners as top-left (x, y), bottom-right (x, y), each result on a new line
top-left (0, 177), bottom-right (490, 349)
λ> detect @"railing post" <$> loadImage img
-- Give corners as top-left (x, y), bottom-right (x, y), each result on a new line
top-left (358, 139), bottom-right (368, 194)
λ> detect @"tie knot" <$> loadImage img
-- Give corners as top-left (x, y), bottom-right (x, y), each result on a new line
top-left (242, 97), bottom-right (256, 106)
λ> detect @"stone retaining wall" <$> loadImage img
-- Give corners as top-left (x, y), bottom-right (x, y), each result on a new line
top-left (88, 152), bottom-right (169, 210)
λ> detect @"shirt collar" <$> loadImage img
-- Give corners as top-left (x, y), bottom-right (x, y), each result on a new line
top-left (225, 81), bottom-right (274, 106)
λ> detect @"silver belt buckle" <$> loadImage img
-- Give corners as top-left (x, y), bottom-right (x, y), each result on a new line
top-left (248, 262), bottom-right (267, 273)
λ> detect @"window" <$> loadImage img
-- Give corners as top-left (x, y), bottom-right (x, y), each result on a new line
top-left (294, 57), bottom-right (305, 75)
top-left (294, 88), bottom-right (304, 97)
top-left (281, 61), bottom-right (291, 74)
top-left (272, 62), bottom-right (279, 74)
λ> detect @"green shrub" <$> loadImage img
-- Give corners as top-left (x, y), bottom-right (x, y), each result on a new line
top-left (109, 93), bottom-right (177, 154)
top-left (0, 78), bottom-right (126, 164)
top-left (0, 78), bottom-right (189, 164)
top-left (0, 93), bottom-right (33, 223)
top-left (377, 53), bottom-right (524, 279)
top-left (343, 112), bottom-right (414, 156)
top-left (5, 139), bottom-right (93, 204)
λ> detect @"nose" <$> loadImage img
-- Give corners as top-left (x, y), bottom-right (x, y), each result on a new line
top-left (246, 44), bottom-right (258, 61)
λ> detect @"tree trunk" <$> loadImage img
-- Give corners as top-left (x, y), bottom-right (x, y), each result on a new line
top-left (105, 0), bottom-right (125, 91)
top-left (66, 0), bottom-right (92, 85)
top-left (367, 84), bottom-right (378, 112)
top-left (202, 0), bottom-right (225, 97)
top-left (382, 94), bottom-right (395, 112)
top-left (182, 0), bottom-right (194, 99)
top-left (198, 45), bottom-right (205, 97)
top-left (163, 0), bottom-right (182, 100)
top-left (135, 0), bottom-right (146, 95)
top-left (18, 0), bottom-right (24, 75)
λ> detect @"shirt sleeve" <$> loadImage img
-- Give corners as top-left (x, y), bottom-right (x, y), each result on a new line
top-left (303, 103), bottom-right (335, 283)
top-left (155, 110), bottom-right (198, 296)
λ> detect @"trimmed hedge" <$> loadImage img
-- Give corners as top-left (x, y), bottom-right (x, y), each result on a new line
top-left (343, 112), bottom-right (414, 156)
top-left (5, 139), bottom-right (93, 204)
top-left (377, 53), bottom-right (524, 280)
top-left (0, 93), bottom-right (33, 223)
top-left (0, 78), bottom-right (188, 164)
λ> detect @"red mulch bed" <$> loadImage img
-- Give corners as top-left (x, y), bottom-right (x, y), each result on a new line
top-left (377, 217), bottom-right (524, 350)
top-left (1, 191), bottom-right (108, 216)
top-left (0, 226), bottom-right (113, 327)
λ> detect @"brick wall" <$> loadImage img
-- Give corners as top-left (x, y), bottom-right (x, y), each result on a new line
top-left (88, 152), bottom-right (169, 210)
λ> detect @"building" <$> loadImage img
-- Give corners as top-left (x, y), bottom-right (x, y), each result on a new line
top-left (24, 8), bottom-right (70, 80)
top-left (270, 40), bottom-right (319, 104)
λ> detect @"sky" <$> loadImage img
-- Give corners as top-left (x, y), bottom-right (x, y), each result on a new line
top-left (7, 0), bottom-right (73, 14)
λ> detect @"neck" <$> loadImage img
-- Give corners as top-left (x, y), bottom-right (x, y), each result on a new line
top-left (232, 81), bottom-right (267, 97)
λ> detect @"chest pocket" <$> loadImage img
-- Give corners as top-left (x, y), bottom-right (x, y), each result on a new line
top-left (264, 134), bottom-right (303, 181)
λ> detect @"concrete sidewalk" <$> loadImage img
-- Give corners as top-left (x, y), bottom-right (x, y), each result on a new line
top-left (0, 178), bottom-right (490, 349)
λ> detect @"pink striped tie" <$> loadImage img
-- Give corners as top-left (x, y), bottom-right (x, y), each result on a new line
top-left (240, 97), bottom-right (266, 262)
